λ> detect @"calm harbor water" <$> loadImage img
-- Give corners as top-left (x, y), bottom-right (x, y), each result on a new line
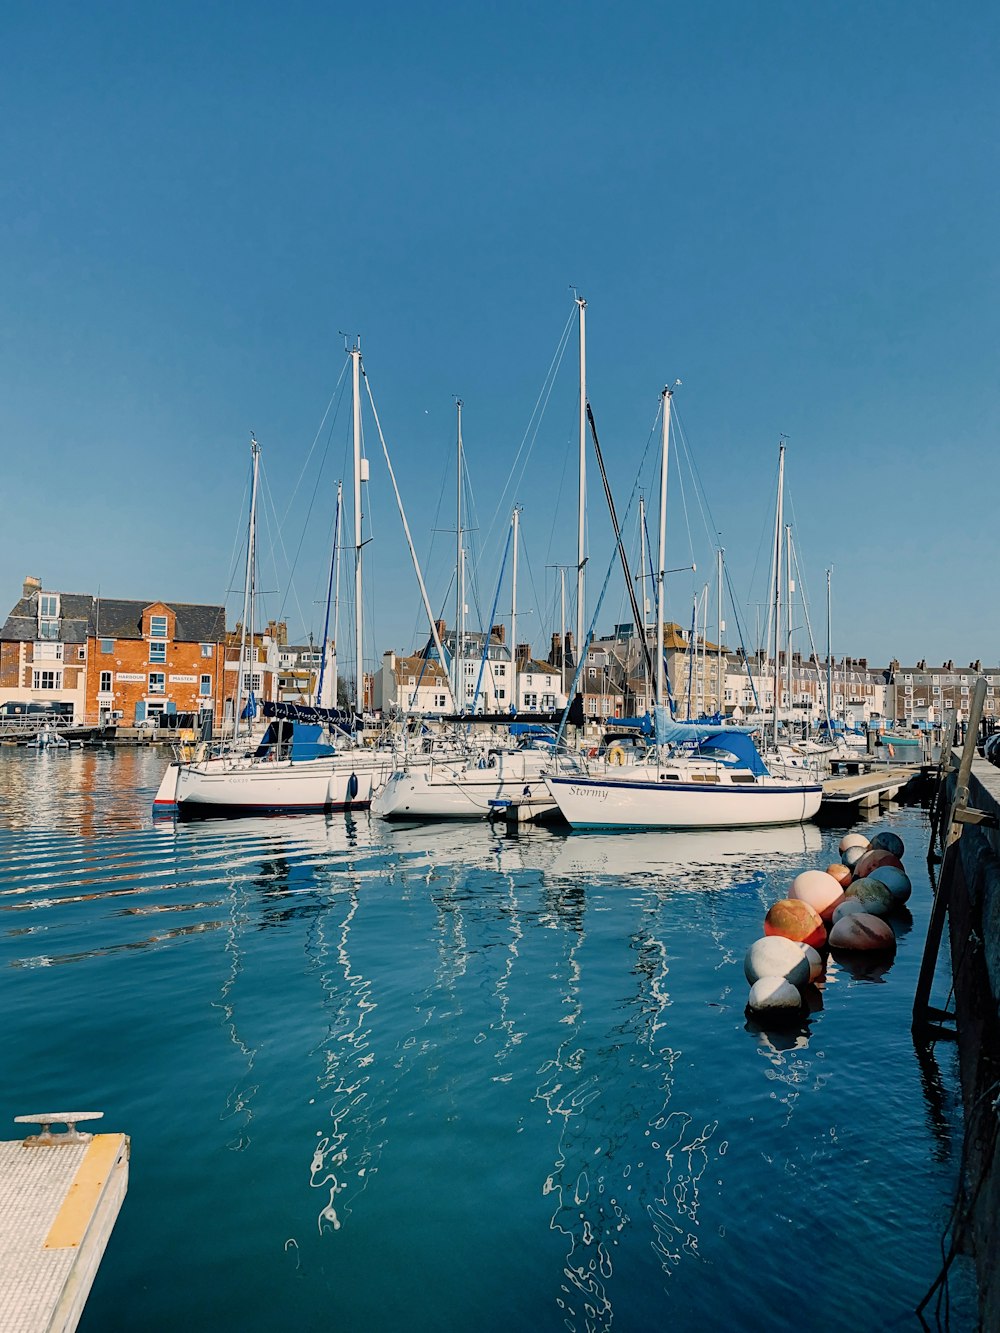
top-left (0, 748), bottom-right (978, 1331)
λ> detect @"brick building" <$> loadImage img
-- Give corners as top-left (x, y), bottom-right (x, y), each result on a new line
top-left (0, 575), bottom-right (227, 724)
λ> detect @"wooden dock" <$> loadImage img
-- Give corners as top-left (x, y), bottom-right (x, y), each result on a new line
top-left (820, 763), bottom-right (924, 816)
top-left (0, 1114), bottom-right (129, 1333)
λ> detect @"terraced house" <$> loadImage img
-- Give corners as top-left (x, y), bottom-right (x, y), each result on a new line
top-left (0, 575), bottom-right (227, 725)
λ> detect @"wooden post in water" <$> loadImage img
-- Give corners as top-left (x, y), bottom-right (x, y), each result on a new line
top-left (913, 679), bottom-right (990, 1032)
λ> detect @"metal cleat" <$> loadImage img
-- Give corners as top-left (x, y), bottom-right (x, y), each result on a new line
top-left (14, 1111), bottom-right (105, 1145)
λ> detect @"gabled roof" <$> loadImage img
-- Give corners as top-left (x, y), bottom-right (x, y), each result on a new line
top-left (518, 658), bottom-right (558, 676)
top-left (1, 588), bottom-right (226, 644)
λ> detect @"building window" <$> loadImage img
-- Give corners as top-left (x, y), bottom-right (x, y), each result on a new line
top-left (37, 620), bottom-right (60, 641)
top-left (33, 640), bottom-right (63, 661)
top-left (149, 615), bottom-right (168, 640)
top-left (100, 671), bottom-right (113, 692)
top-left (200, 643), bottom-right (214, 658)
top-left (149, 672), bottom-right (166, 694)
top-left (149, 641), bottom-right (167, 663)
top-left (497, 689), bottom-right (505, 700)
top-left (434, 693), bottom-right (447, 708)
top-left (101, 639), bottom-right (114, 654)
top-left (497, 664), bottom-right (505, 676)
top-left (524, 692), bottom-right (538, 709)
top-left (33, 670), bottom-right (62, 690)
top-left (199, 675), bottom-right (212, 696)
top-left (39, 593), bottom-right (60, 619)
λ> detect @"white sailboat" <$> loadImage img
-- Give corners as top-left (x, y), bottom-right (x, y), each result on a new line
top-left (545, 390), bottom-right (823, 831)
top-left (154, 345), bottom-right (434, 819)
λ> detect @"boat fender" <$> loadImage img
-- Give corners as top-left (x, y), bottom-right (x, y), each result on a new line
top-left (887, 743), bottom-right (895, 758)
top-left (488, 754), bottom-right (497, 768)
top-left (608, 745), bottom-right (625, 767)
top-left (347, 772), bottom-right (359, 801)
top-left (588, 747), bottom-right (598, 758)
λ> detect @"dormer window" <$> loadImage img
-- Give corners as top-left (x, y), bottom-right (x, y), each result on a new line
top-left (39, 593), bottom-right (59, 619)
top-left (149, 615), bottom-right (168, 640)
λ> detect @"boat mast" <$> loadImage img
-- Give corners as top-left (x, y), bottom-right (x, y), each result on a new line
top-left (717, 547), bottom-right (724, 718)
top-left (576, 295), bottom-right (587, 670)
top-left (455, 398), bottom-right (464, 709)
top-left (236, 434), bottom-right (260, 739)
top-left (639, 496), bottom-right (650, 714)
top-left (832, 565), bottom-right (837, 730)
top-left (771, 442), bottom-right (785, 751)
top-left (351, 343), bottom-right (364, 716)
top-left (510, 506), bottom-right (519, 689)
top-left (560, 569), bottom-right (567, 698)
top-left (655, 386), bottom-right (673, 709)
top-left (785, 523), bottom-right (794, 728)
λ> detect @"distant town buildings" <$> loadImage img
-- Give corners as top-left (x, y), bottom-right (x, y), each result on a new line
top-left (3, 575), bottom-right (996, 731)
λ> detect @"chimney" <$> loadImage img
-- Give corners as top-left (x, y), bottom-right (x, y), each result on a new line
top-left (550, 632), bottom-right (562, 667)
top-left (490, 623), bottom-right (505, 645)
top-left (22, 575), bottom-right (41, 600)
top-left (433, 619), bottom-right (447, 643)
top-left (564, 630), bottom-right (576, 669)
top-left (516, 642), bottom-right (531, 664)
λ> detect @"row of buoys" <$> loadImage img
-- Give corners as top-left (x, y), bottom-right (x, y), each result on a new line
top-left (745, 828), bottom-right (910, 1019)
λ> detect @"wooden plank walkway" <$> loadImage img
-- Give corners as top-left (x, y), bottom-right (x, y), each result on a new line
top-left (821, 764), bottom-right (923, 813)
top-left (0, 1115), bottom-right (129, 1333)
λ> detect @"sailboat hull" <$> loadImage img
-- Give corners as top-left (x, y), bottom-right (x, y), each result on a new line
top-left (169, 756), bottom-right (384, 820)
top-left (545, 773), bottom-right (822, 830)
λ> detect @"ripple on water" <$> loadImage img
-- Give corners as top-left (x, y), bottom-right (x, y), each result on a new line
top-left (0, 753), bottom-right (979, 1332)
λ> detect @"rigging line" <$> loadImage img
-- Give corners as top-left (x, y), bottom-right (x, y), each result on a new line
top-left (520, 529), bottom-right (545, 651)
top-left (542, 435), bottom-right (573, 567)
top-left (723, 561), bottom-right (760, 711)
top-left (266, 420), bottom-right (333, 632)
top-left (225, 467), bottom-right (253, 605)
top-left (481, 303), bottom-right (576, 558)
top-left (471, 521), bottom-right (513, 712)
top-left (553, 408), bottom-right (662, 748)
top-left (784, 487), bottom-right (815, 620)
top-left (670, 409), bottom-right (718, 560)
top-left (279, 357), bottom-right (351, 529)
top-left (745, 452), bottom-right (781, 632)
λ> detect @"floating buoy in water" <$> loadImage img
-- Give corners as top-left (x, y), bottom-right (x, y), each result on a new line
top-left (764, 899), bottom-right (827, 949)
top-left (790, 869), bottom-right (845, 922)
top-left (843, 875), bottom-right (895, 918)
top-left (747, 976), bottom-right (804, 1016)
top-left (826, 863), bottom-right (853, 888)
top-left (870, 831), bottom-right (905, 859)
top-left (871, 864), bottom-right (912, 904)
top-left (854, 848), bottom-right (904, 881)
top-left (798, 942), bottom-right (824, 983)
top-left (842, 845), bottom-right (867, 871)
top-left (744, 936), bottom-right (811, 988)
top-left (832, 896), bottom-right (870, 923)
top-left (839, 833), bottom-right (871, 855)
top-left (828, 912), bottom-right (897, 952)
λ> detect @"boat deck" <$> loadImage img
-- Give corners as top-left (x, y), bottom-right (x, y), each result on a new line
top-left (820, 764), bottom-right (924, 815)
top-left (0, 1116), bottom-right (129, 1333)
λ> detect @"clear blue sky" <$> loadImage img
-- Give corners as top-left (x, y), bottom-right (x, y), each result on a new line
top-left (2, 0), bottom-right (997, 670)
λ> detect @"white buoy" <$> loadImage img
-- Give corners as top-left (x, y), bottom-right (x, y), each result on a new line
top-left (744, 936), bottom-right (811, 988)
top-left (798, 942), bottom-right (824, 983)
top-left (747, 976), bottom-right (803, 1016)
top-left (839, 833), bottom-right (870, 854)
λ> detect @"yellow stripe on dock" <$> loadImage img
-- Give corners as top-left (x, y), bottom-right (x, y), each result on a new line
top-left (44, 1135), bottom-right (127, 1250)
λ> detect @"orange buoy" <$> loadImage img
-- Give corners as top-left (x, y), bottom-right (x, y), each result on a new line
top-left (764, 898), bottom-right (827, 950)
top-left (826, 863), bottom-right (853, 888)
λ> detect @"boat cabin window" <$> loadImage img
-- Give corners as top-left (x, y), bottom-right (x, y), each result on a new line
top-left (690, 773), bottom-right (719, 784)
top-left (730, 773), bottom-right (757, 784)
top-left (658, 773), bottom-right (679, 781)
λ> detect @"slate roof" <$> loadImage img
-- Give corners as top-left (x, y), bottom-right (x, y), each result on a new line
top-left (1, 589), bottom-right (226, 644)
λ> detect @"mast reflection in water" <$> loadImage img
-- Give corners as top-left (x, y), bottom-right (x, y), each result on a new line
top-left (0, 749), bottom-right (978, 1330)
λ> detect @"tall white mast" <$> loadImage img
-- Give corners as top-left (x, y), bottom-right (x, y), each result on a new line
top-left (560, 568), bottom-right (567, 697)
top-left (351, 343), bottom-right (364, 715)
top-left (826, 567), bottom-right (833, 725)
top-left (655, 386), bottom-right (673, 709)
top-left (236, 433), bottom-right (260, 738)
top-left (576, 295), bottom-right (587, 668)
top-left (717, 547), bottom-right (725, 717)
top-left (786, 524), bottom-right (794, 722)
top-left (455, 398), bottom-right (464, 708)
top-left (511, 506), bottom-right (519, 682)
top-left (771, 442), bottom-right (785, 750)
top-left (639, 496), bottom-right (650, 714)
